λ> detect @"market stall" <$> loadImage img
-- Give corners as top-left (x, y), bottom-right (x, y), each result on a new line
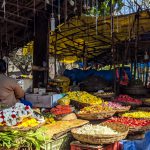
top-left (1, 0), bottom-right (150, 150)
top-left (1, 89), bottom-right (150, 150)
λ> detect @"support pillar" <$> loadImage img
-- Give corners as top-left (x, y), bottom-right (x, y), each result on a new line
top-left (33, 12), bottom-right (49, 88)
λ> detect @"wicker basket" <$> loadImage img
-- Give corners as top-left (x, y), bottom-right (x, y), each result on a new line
top-left (70, 100), bottom-right (90, 109)
top-left (127, 131), bottom-right (145, 140)
top-left (76, 111), bottom-right (116, 120)
top-left (136, 107), bottom-right (150, 112)
top-left (94, 93), bottom-right (115, 99)
top-left (143, 99), bottom-right (150, 106)
top-left (0, 122), bottom-right (45, 132)
top-left (71, 122), bottom-right (129, 145)
top-left (115, 101), bottom-right (141, 107)
top-left (115, 106), bottom-right (131, 113)
top-left (128, 126), bottom-right (145, 134)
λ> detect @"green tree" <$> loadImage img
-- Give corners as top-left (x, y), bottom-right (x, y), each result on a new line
top-left (9, 50), bottom-right (32, 75)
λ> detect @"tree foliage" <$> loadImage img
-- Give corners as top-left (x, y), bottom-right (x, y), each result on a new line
top-left (9, 50), bottom-right (32, 75)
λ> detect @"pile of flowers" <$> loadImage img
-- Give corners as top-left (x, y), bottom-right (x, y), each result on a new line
top-left (114, 95), bottom-right (142, 105)
top-left (0, 103), bottom-right (44, 126)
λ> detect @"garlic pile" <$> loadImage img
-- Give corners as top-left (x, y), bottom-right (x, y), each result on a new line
top-left (76, 124), bottom-right (118, 135)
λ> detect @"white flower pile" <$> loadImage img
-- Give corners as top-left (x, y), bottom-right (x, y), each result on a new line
top-left (0, 103), bottom-right (44, 126)
top-left (76, 124), bottom-right (119, 135)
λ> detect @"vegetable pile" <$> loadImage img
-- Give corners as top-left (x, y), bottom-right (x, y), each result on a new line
top-left (50, 105), bottom-right (72, 115)
top-left (114, 95), bottom-right (142, 105)
top-left (75, 124), bottom-right (119, 135)
top-left (0, 128), bottom-right (49, 150)
top-left (121, 111), bottom-right (150, 119)
top-left (107, 117), bottom-right (150, 127)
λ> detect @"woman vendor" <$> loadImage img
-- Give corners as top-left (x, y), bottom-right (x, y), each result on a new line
top-left (0, 59), bottom-right (24, 107)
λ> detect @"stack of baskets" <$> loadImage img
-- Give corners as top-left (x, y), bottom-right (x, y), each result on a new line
top-left (76, 111), bottom-right (116, 120)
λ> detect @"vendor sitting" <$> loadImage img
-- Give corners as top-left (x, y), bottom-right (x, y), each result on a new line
top-left (0, 59), bottom-right (24, 107)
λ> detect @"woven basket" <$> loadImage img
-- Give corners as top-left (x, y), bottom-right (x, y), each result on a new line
top-left (143, 100), bottom-right (150, 106)
top-left (128, 126), bottom-right (145, 134)
top-left (141, 124), bottom-right (150, 131)
top-left (115, 106), bottom-right (131, 113)
top-left (115, 101), bottom-right (141, 107)
top-left (127, 131), bottom-right (145, 140)
top-left (70, 100), bottom-right (90, 109)
top-left (94, 93), bottom-right (115, 99)
top-left (136, 107), bottom-right (150, 112)
top-left (0, 122), bottom-right (45, 132)
top-left (76, 111), bottom-right (116, 120)
top-left (71, 122), bottom-right (129, 145)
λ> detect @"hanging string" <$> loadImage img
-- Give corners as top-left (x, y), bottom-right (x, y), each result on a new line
top-left (110, 0), bottom-right (114, 37)
top-left (128, 6), bottom-right (131, 39)
top-left (87, 0), bottom-right (90, 10)
top-left (58, 0), bottom-right (60, 26)
top-left (80, 0), bottom-right (83, 15)
top-left (52, 0), bottom-right (54, 14)
top-left (104, 8), bottom-right (106, 32)
top-left (51, 0), bottom-right (55, 31)
top-left (2, 0), bottom-right (6, 19)
top-left (45, 0), bottom-right (50, 10)
top-left (116, 0), bottom-right (119, 34)
top-left (0, 29), bottom-right (2, 58)
top-left (74, 0), bottom-right (77, 13)
top-left (64, 0), bottom-right (68, 24)
top-left (13, 32), bottom-right (15, 45)
top-left (92, 0), bottom-right (94, 8)
top-left (5, 22), bottom-right (8, 46)
top-left (17, 0), bottom-right (19, 16)
top-left (83, 0), bottom-right (86, 10)
top-left (96, 0), bottom-right (98, 35)
top-left (33, 0), bottom-right (36, 37)
top-left (116, 12), bottom-right (119, 33)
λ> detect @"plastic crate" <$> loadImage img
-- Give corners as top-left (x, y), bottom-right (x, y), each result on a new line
top-left (44, 133), bottom-right (73, 150)
top-left (70, 141), bottom-right (122, 150)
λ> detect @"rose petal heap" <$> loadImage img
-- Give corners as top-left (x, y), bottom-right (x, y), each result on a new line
top-left (107, 117), bottom-right (150, 127)
top-left (121, 111), bottom-right (150, 119)
top-left (114, 95), bottom-right (142, 105)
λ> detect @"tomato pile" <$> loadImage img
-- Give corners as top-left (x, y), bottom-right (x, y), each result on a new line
top-left (114, 95), bottom-right (142, 105)
top-left (107, 117), bottom-right (150, 127)
top-left (50, 105), bottom-right (72, 115)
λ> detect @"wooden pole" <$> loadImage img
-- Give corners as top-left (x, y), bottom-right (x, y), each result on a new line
top-left (111, 0), bottom-right (116, 94)
top-left (33, 11), bottom-right (49, 88)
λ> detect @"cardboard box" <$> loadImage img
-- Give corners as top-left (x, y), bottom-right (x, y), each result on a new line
top-left (25, 93), bottom-right (64, 108)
